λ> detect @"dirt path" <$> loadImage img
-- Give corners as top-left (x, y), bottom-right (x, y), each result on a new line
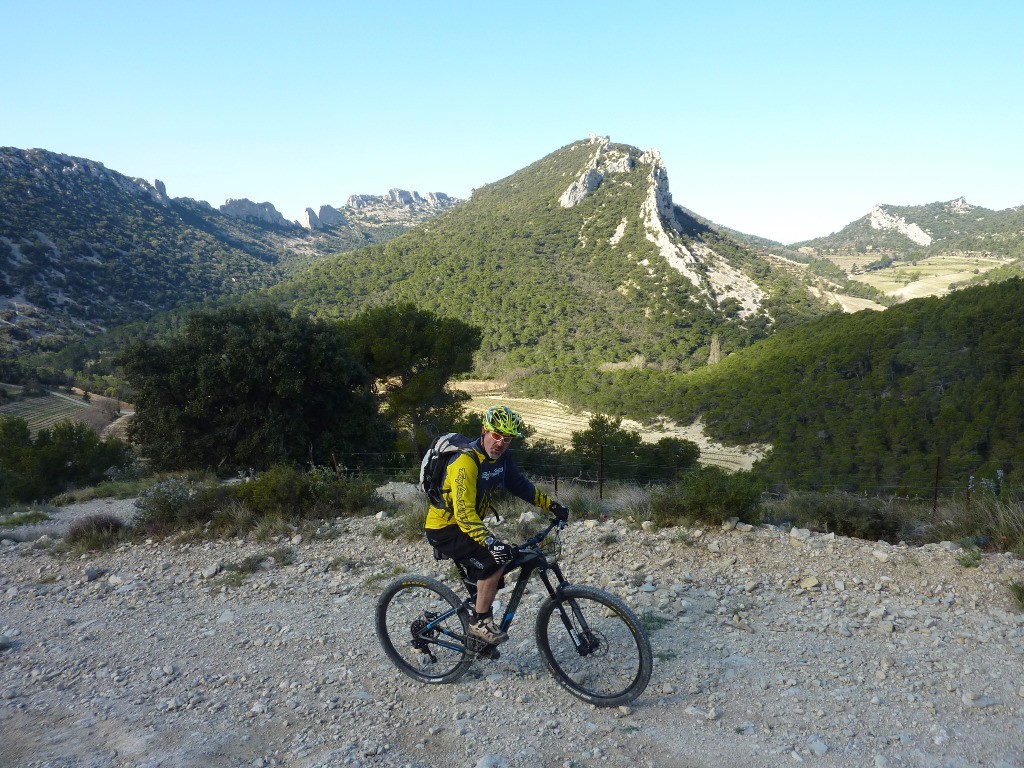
top-left (2, 492), bottom-right (1023, 767)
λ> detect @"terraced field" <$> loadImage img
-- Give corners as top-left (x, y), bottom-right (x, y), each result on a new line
top-left (0, 390), bottom-right (94, 434)
top-left (455, 381), bottom-right (768, 470)
top-left (830, 253), bottom-right (1011, 299)
top-left (0, 382), bottom-right (766, 469)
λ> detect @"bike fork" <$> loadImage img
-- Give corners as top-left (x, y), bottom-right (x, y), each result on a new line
top-left (541, 571), bottom-right (597, 656)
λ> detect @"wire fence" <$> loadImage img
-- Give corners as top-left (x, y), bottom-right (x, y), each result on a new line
top-left (338, 446), bottom-right (1021, 503)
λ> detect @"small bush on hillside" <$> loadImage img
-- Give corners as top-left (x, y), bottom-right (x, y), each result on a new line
top-left (763, 491), bottom-right (902, 542)
top-left (935, 489), bottom-right (1024, 557)
top-left (1009, 582), bottom-right (1024, 611)
top-left (608, 484), bottom-right (651, 522)
top-left (956, 545), bottom-right (983, 568)
top-left (233, 465), bottom-right (313, 518)
top-left (0, 507), bottom-right (51, 527)
top-left (650, 468), bottom-right (763, 528)
top-left (131, 466), bottom-right (383, 538)
top-left (395, 503), bottom-right (428, 540)
top-left (209, 498), bottom-right (255, 538)
top-left (65, 513), bottom-right (125, 551)
top-left (212, 547), bottom-right (297, 590)
top-left (309, 469), bottom-right (381, 517)
top-left (544, 483), bottom-right (617, 521)
top-left (134, 477), bottom-right (196, 534)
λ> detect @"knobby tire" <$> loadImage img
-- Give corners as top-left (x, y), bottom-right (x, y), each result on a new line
top-left (535, 584), bottom-right (653, 707)
top-left (375, 575), bottom-right (474, 685)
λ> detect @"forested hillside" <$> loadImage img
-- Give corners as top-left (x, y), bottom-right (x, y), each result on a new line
top-left (271, 138), bottom-right (824, 377)
top-left (518, 278), bottom-right (1024, 493)
top-left (0, 149), bottom-right (289, 354)
top-left (6, 139), bottom-right (1021, 501)
top-left (797, 199), bottom-right (1024, 259)
top-left (0, 148), bottom-right (456, 356)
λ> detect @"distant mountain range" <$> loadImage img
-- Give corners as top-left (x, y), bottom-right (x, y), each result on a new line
top-left (773, 198), bottom-right (1024, 306)
top-left (3, 140), bottom-right (1022, 363)
top-left (5, 139), bottom-right (1022, 493)
top-left (0, 147), bottom-right (457, 355)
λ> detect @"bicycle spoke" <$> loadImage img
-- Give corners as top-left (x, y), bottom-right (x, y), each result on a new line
top-left (375, 577), bottom-right (473, 684)
top-left (536, 586), bottom-right (652, 706)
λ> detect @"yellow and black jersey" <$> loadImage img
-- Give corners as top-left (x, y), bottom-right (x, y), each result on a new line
top-left (424, 438), bottom-right (552, 544)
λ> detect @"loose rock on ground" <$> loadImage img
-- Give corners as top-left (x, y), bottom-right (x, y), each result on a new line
top-left (2, 490), bottom-right (1024, 767)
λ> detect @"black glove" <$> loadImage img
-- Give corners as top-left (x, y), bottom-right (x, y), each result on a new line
top-left (549, 501), bottom-right (569, 522)
top-left (485, 536), bottom-right (513, 566)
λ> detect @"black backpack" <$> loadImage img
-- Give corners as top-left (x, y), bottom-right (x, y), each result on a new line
top-left (419, 433), bottom-right (480, 508)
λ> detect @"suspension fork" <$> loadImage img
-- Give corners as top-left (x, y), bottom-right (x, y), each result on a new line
top-left (541, 563), bottom-right (598, 655)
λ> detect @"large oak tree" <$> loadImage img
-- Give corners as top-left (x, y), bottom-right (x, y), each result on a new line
top-left (119, 303), bottom-right (393, 471)
top-left (340, 303), bottom-right (481, 455)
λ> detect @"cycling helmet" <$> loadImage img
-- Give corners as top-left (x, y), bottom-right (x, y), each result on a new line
top-left (483, 405), bottom-right (523, 438)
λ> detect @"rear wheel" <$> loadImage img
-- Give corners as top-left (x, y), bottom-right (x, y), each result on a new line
top-left (375, 576), bottom-right (474, 684)
top-left (535, 585), bottom-right (653, 707)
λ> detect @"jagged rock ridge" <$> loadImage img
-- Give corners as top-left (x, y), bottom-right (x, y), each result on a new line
top-left (558, 135), bottom-right (765, 318)
top-left (299, 189), bottom-right (459, 231)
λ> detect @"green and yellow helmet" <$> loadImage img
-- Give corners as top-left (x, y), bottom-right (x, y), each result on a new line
top-left (483, 405), bottom-right (523, 438)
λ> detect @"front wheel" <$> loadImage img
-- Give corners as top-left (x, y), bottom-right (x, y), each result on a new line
top-left (535, 585), bottom-right (653, 707)
top-left (375, 575), bottom-right (474, 684)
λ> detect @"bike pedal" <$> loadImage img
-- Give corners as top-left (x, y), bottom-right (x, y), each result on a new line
top-left (466, 637), bottom-right (501, 660)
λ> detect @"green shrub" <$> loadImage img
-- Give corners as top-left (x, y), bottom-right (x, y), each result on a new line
top-left (650, 468), bottom-right (763, 528)
top-left (957, 545), bottom-right (982, 568)
top-left (639, 611), bottom-right (671, 632)
top-left (308, 470), bottom-right (381, 517)
top-left (937, 490), bottom-right (1024, 556)
top-left (65, 513), bottom-right (125, 551)
top-left (232, 465), bottom-right (381, 520)
top-left (1, 506), bottom-right (52, 527)
top-left (763, 491), bottom-right (902, 542)
top-left (1010, 582), bottom-right (1024, 611)
top-left (131, 466), bottom-right (384, 538)
top-left (551, 483), bottom-right (614, 521)
top-left (232, 465), bottom-right (313, 518)
top-left (213, 547), bottom-right (297, 589)
top-left (0, 415), bottom-right (134, 503)
top-left (209, 498), bottom-right (255, 537)
top-left (373, 522), bottom-right (400, 541)
top-left (252, 513), bottom-right (290, 541)
top-left (134, 477), bottom-right (196, 534)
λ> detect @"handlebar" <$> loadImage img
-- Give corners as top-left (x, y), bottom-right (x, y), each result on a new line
top-left (518, 518), bottom-right (565, 551)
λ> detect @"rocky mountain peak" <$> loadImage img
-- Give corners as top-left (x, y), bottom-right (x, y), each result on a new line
top-left (946, 196), bottom-right (972, 214)
top-left (556, 137), bottom-right (765, 317)
top-left (219, 199), bottom-right (289, 227)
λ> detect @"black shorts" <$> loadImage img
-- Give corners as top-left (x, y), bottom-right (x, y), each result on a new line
top-left (425, 525), bottom-right (501, 581)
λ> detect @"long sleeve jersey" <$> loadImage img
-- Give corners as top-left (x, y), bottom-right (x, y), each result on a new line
top-left (423, 437), bottom-right (552, 544)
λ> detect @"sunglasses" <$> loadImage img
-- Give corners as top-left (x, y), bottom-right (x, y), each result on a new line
top-left (488, 431), bottom-right (515, 444)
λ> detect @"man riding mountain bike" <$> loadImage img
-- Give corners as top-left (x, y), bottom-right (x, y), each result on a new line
top-left (424, 406), bottom-right (569, 647)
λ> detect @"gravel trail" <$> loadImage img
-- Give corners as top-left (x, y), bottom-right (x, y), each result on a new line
top-left (2, 490), bottom-right (1023, 767)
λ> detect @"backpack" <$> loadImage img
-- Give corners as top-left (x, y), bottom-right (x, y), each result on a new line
top-left (419, 432), bottom-right (480, 508)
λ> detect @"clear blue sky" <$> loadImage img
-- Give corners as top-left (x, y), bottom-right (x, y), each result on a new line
top-left (3, 1), bottom-right (1022, 243)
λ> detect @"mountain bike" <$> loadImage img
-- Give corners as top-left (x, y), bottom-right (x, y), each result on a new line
top-left (374, 519), bottom-right (653, 707)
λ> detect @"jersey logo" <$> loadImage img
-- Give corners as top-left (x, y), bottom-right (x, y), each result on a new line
top-left (480, 466), bottom-right (505, 481)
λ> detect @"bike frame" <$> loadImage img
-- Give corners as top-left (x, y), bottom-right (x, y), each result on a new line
top-left (418, 520), bottom-right (598, 656)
